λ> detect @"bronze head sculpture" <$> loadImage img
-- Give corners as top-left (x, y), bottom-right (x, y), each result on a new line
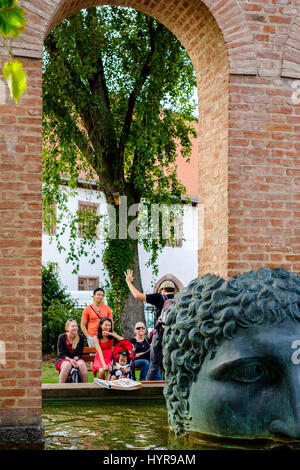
top-left (163, 267), bottom-right (300, 442)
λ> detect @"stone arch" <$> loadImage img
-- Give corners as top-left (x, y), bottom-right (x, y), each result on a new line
top-left (153, 274), bottom-right (184, 293)
top-left (281, 12), bottom-right (300, 79)
top-left (13, 0), bottom-right (234, 279)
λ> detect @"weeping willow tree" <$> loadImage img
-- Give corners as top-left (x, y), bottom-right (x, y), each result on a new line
top-left (42, 6), bottom-right (197, 336)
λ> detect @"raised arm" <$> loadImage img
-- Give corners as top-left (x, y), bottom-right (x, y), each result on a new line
top-left (124, 269), bottom-right (146, 302)
top-left (102, 330), bottom-right (124, 342)
top-left (111, 331), bottom-right (124, 342)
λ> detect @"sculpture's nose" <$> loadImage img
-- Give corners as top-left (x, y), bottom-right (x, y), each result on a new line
top-left (270, 367), bottom-right (300, 440)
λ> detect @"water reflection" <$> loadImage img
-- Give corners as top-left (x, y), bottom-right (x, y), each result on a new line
top-left (43, 399), bottom-right (174, 450)
top-left (42, 399), bottom-right (300, 451)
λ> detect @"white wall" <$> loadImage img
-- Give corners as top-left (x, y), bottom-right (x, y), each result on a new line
top-left (42, 186), bottom-right (107, 291)
top-left (42, 186), bottom-right (198, 300)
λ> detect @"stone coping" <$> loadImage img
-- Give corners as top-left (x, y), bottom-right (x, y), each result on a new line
top-left (0, 425), bottom-right (45, 450)
top-left (42, 382), bottom-right (165, 400)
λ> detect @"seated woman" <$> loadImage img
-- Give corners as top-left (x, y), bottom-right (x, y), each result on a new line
top-left (92, 317), bottom-right (123, 379)
top-left (55, 319), bottom-right (88, 383)
top-left (130, 322), bottom-right (150, 381)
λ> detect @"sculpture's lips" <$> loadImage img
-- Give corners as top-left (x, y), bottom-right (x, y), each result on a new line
top-left (270, 419), bottom-right (300, 441)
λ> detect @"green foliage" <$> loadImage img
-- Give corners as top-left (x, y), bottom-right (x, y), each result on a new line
top-left (138, 199), bottom-right (185, 276)
top-left (102, 237), bottom-right (136, 331)
top-left (0, 0), bottom-right (27, 102)
top-left (42, 363), bottom-right (59, 383)
top-left (42, 363), bottom-right (95, 383)
top-left (43, 7), bottom-right (197, 202)
top-left (0, 0), bottom-right (26, 38)
top-left (42, 262), bottom-right (80, 354)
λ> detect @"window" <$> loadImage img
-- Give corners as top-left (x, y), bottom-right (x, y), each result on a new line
top-left (78, 277), bottom-right (99, 291)
top-left (42, 204), bottom-right (56, 235)
top-left (77, 201), bottom-right (100, 239)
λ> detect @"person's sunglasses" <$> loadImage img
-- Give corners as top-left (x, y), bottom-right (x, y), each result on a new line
top-left (136, 326), bottom-right (145, 330)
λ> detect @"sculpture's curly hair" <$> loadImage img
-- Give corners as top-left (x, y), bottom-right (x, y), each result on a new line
top-left (162, 267), bottom-right (300, 434)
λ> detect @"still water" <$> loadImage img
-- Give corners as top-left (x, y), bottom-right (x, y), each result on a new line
top-left (43, 399), bottom-right (199, 451)
top-left (42, 399), bottom-right (299, 451)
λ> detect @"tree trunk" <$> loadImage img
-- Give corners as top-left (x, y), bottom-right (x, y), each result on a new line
top-left (121, 245), bottom-right (146, 338)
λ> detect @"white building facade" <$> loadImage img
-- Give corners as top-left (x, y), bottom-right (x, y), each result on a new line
top-left (42, 184), bottom-right (199, 309)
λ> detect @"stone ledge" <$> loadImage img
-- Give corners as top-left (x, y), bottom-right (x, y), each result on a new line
top-left (42, 382), bottom-right (165, 400)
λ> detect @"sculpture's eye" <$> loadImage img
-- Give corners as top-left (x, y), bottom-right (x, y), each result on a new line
top-left (210, 358), bottom-right (279, 384)
top-left (231, 362), bottom-right (268, 383)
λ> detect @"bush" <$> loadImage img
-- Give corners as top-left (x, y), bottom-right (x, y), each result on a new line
top-left (42, 262), bottom-right (82, 353)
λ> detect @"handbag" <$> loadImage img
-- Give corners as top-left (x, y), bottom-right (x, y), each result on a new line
top-left (69, 367), bottom-right (82, 383)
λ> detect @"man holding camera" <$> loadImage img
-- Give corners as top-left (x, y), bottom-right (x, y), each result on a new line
top-left (125, 270), bottom-right (175, 380)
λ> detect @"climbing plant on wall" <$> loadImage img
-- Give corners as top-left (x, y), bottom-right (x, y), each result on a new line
top-left (0, 0), bottom-right (27, 103)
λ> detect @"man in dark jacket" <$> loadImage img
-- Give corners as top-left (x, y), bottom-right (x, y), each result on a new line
top-left (125, 270), bottom-right (175, 380)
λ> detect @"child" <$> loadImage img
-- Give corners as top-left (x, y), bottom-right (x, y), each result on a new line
top-left (110, 352), bottom-right (130, 380)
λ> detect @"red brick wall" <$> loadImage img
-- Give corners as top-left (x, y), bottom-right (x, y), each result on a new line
top-left (193, 5), bottom-right (229, 278)
top-left (228, 75), bottom-right (300, 277)
top-left (227, 1), bottom-right (300, 278)
top-left (0, 57), bottom-right (42, 429)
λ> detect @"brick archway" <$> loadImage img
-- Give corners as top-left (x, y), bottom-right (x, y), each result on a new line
top-left (12, 0), bottom-right (258, 76)
top-left (154, 274), bottom-right (184, 293)
top-left (1, 0), bottom-right (300, 449)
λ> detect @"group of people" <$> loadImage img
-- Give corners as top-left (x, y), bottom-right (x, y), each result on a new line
top-left (55, 270), bottom-right (176, 383)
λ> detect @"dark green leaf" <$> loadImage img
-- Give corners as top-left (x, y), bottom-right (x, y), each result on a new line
top-left (0, 1), bottom-right (26, 38)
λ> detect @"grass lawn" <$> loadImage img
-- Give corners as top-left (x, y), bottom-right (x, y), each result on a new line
top-left (42, 363), bottom-right (95, 383)
top-left (42, 363), bottom-right (141, 384)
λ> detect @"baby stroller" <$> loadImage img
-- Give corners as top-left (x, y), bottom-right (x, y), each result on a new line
top-left (108, 339), bottom-right (135, 380)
